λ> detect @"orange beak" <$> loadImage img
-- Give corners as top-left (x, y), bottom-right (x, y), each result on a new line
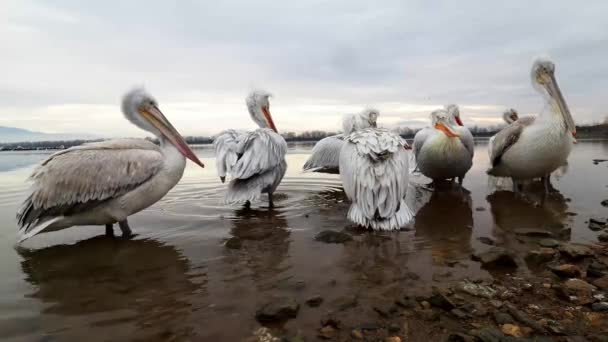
top-left (261, 106), bottom-right (278, 132)
top-left (435, 123), bottom-right (460, 137)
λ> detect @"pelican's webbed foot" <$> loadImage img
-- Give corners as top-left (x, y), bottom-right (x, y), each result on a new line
top-left (118, 220), bottom-right (133, 238)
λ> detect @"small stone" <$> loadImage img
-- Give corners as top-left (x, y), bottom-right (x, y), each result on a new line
top-left (549, 264), bottom-right (583, 278)
top-left (589, 221), bottom-right (606, 231)
top-left (255, 297), bottom-right (299, 322)
top-left (592, 302), bottom-right (608, 312)
top-left (314, 230), bottom-right (353, 243)
top-left (543, 283), bottom-right (552, 288)
top-left (306, 295), bottom-right (323, 307)
top-left (514, 228), bottom-right (554, 237)
top-left (318, 326), bottom-right (335, 339)
top-left (477, 236), bottom-right (495, 245)
top-left (588, 261), bottom-right (608, 278)
top-left (598, 233), bottom-right (608, 243)
top-left (428, 288), bottom-right (456, 310)
top-left (447, 333), bottom-right (476, 342)
top-left (418, 309), bottom-right (440, 321)
top-left (471, 247), bottom-right (517, 269)
top-left (501, 324), bottom-right (524, 337)
top-left (225, 237), bottom-right (242, 249)
top-left (539, 238), bottom-right (560, 248)
top-left (592, 276), bottom-right (608, 290)
top-left (420, 301), bottom-right (431, 309)
top-left (522, 283), bottom-right (533, 291)
top-left (456, 280), bottom-right (497, 298)
top-left (489, 300), bottom-right (503, 308)
top-left (590, 216), bottom-right (607, 225)
top-left (558, 243), bottom-right (594, 259)
top-left (388, 323), bottom-right (400, 333)
top-left (525, 248), bottom-right (556, 264)
top-left (320, 315), bottom-right (340, 328)
top-left (558, 279), bottom-right (597, 305)
top-left (351, 330), bottom-right (364, 339)
top-left (385, 337), bottom-right (401, 342)
top-left (451, 308), bottom-right (471, 319)
top-left (505, 304), bottom-right (547, 334)
top-left (494, 312), bottom-right (515, 325)
top-left (602, 199), bottom-right (608, 207)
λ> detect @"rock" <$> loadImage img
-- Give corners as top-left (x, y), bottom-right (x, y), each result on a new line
top-left (255, 297), bottom-right (299, 322)
top-left (447, 333), bottom-right (477, 342)
top-left (501, 324), bottom-right (524, 337)
top-left (320, 315), bottom-right (340, 328)
top-left (318, 325), bottom-right (336, 339)
top-left (602, 199), bottom-right (608, 207)
top-left (471, 247), bottom-right (517, 269)
top-left (330, 295), bottom-right (358, 311)
top-left (477, 236), bottom-right (495, 245)
top-left (558, 279), bottom-right (597, 305)
top-left (451, 308), bottom-right (471, 319)
top-left (314, 230), bottom-right (353, 243)
top-left (471, 327), bottom-right (506, 342)
top-left (514, 228), bottom-right (554, 237)
top-left (388, 323), bottom-right (400, 333)
top-left (420, 300), bottom-right (431, 309)
top-left (539, 238), bottom-right (560, 248)
top-left (385, 337), bottom-right (401, 342)
top-left (428, 288), bottom-right (456, 310)
top-left (549, 264), bottom-right (582, 278)
top-left (525, 248), bottom-right (556, 264)
top-left (306, 295), bottom-right (323, 307)
top-left (592, 302), bottom-right (608, 312)
top-left (225, 237), bottom-right (242, 249)
top-left (505, 304), bottom-right (548, 334)
top-left (558, 243), bottom-right (594, 259)
top-left (359, 322), bottom-right (380, 331)
top-left (350, 329), bottom-right (364, 339)
top-left (251, 327), bottom-right (280, 342)
top-left (598, 233), bottom-right (608, 243)
top-left (592, 276), bottom-right (608, 290)
top-left (456, 280), bottom-right (497, 298)
top-left (418, 309), bottom-right (440, 321)
top-left (490, 300), bottom-right (503, 308)
top-left (494, 312), bottom-right (515, 325)
top-left (589, 221), bottom-right (606, 231)
top-left (590, 216), bottom-right (607, 225)
top-left (588, 261), bottom-right (607, 278)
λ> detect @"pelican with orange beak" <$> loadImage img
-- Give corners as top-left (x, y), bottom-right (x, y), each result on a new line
top-left (412, 109), bottom-right (473, 184)
top-left (214, 90), bottom-right (287, 207)
top-left (488, 59), bottom-right (576, 193)
top-left (17, 88), bottom-right (205, 242)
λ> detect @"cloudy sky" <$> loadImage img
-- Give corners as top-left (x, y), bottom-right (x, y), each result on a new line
top-left (1, 0), bottom-right (607, 137)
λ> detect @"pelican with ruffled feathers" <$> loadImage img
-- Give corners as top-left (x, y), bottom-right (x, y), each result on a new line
top-left (214, 90), bottom-right (287, 207)
top-left (487, 59), bottom-right (576, 193)
top-left (302, 109), bottom-right (378, 174)
top-left (412, 109), bottom-right (473, 184)
top-left (16, 88), bottom-right (205, 242)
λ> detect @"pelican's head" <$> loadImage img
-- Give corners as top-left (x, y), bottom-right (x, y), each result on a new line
top-left (121, 88), bottom-right (204, 168)
top-left (360, 108), bottom-right (379, 128)
top-left (531, 58), bottom-right (576, 137)
top-left (503, 109), bottom-right (519, 124)
top-left (445, 104), bottom-right (463, 126)
top-left (246, 90), bottom-right (277, 132)
top-left (431, 109), bottom-right (460, 138)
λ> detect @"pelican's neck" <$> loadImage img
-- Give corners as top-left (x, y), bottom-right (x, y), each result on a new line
top-left (248, 105), bottom-right (268, 129)
top-left (159, 137), bottom-right (184, 160)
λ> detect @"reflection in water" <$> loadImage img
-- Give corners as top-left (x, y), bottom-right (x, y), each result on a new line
top-left (17, 236), bottom-right (199, 339)
top-left (414, 187), bottom-right (473, 264)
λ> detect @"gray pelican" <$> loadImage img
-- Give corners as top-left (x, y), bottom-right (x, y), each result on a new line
top-left (339, 113), bottom-right (413, 230)
top-left (302, 109), bottom-right (378, 174)
top-left (412, 109), bottom-right (473, 184)
top-left (16, 88), bottom-right (204, 242)
top-left (487, 59), bottom-right (576, 193)
top-left (214, 90), bottom-right (287, 207)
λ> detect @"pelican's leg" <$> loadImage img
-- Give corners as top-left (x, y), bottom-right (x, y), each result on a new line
top-left (105, 224), bottom-right (114, 237)
top-left (268, 193), bottom-right (274, 208)
top-left (458, 176), bottom-right (464, 185)
top-left (243, 201), bottom-right (251, 210)
top-left (118, 220), bottom-right (133, 238)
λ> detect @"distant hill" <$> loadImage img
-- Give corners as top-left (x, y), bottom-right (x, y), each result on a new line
top-left (0, 126), bottom-right (97, 143)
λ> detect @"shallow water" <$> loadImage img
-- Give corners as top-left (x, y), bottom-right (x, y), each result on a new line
top-left (0, 141), bottom-right (606, 341)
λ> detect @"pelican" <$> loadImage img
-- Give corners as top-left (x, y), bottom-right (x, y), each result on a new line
top-left (214, 90), bottom-right (287, 207)
top-left (339, 114), bottom-right (413, 230)
top-left (302, 109), bottom-right (378, 174)
top-left (412, 109), bottom-right (473, 184)
top-left (502, 108), bottom-right (519, 124)
top-left (487, 59), bottom-right (576, 193)
top-left (16, 88), bottom-right (205, 242)
top-left (446, 103), bottom-right (475, 162)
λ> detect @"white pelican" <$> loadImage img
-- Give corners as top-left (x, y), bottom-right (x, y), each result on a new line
top-left (302, 109), bottom-right (378, 174)
top-left (412, 109), bottom-right (473, 184)
top-left (446, 104), bottom-right (474, 164)
top-left (487, 109), bottom-right (520, 160)
top-left (339, 115), bottom-right (413, 230)
top-left (16, 88), bottom-right (204, 242)
top-left (487, 59), bottom-right (576, 193)
top-left (214, 90), bottom-right (287, 207)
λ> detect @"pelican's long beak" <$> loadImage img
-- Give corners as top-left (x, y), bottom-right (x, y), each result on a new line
top-left (140, 105), bottom-right (205, 168)
top-left (435, 121), bottom-right (460, 138)
top-left (261, 106), bottom-right (278, 132)
top-left (545, 72), bottom-right (576, 137)
top-left (455, 116), bottom-right (464, 126)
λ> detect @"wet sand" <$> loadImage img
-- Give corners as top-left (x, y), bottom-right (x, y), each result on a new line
top-left (0, 140), bottom-right (607, 341)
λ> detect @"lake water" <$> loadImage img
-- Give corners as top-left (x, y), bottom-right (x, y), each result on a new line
top-left (0, 141), bottom-right (606, 341)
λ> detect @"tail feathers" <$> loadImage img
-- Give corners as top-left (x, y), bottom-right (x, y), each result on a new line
top-left (347, 200), bottom-right (414, 231)
top-left (408, 152), bottom-right (420, 175)
top-left (18, 216), bottom-right (64, 243)
top-left (223, 177), bottom-right (264, 205)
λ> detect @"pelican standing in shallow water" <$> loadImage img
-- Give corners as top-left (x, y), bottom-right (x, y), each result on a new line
top-left (413, 109), bottom-right (473, 184)
top-left (214, 90), bottom-right (287, 207)
top-left (488, 59), bottom-right (576, 193)
top-left (339, 111), bottom-right (413, 230)
top-left (302, 109), bottom-right (378, 174)
top-left (17, 88), bottom-right (205, 242)
top-left (488, 109), bottom-right (520, 159)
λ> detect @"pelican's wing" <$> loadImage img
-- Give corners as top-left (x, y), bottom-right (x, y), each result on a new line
top-left (412, 128), bottom-right (432, 160)
top-left (231, 128), bottom-right (287, 180)
top-left (213, 129), bottom-right (244, 182)
top-left (17, 139), bottom-right (163, 233)
top-left (459, 128), bottom-right (475, 157)
top-left (302, 134), bottom-right (344, 173)
top-left (489, 123), bottom-right (526, 167)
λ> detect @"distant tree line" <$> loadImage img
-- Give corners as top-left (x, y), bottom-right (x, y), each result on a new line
top-left (1, 123), bottom-right (606, 151)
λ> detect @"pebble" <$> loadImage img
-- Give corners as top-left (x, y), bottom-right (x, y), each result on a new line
top-left (525, 248), bottom-right (556, 264)
top-left (501, 323), bottom-right (524, 337)
top-left (314, 230), bottom-right (353, 243)
top-left (558, 279), bottom-right (597, 305)
top-left (549, 264), bottom-right (583, 278)
top-left (494, 312), bottom-right (515, 325)
top-left (591, 302), bottom-right (608, 312)
top-left (420, 300), bottom-right (431, 309)
top-left (558, 243), bottom-right (594, 259)
top-left (350, 330), bottom-right (364, 339)
top-left (592, 276), bottom-right (608, 290)
top-left (385, 337), bottom-right (401, 342)
top-left (514, 228), bottom-right (554, 237)
top-left (255, 297), bottom-right (300, 322)
top-left (602, 199), bottom-right (608, 207)
top-left (471, 247), bottom-right (517, 269)
top-left (305, 295), bottom-right (323, 307)
top-left (456, 280), bottom-right (497, 298)
top-left (598, 233), bottom-right (608, 243)
top-left (428, 288), bottom-right (456, 310)
top-left (538, 238), bottom-right (560, 248)
top-left (318, 326), bottom-right (335, 339)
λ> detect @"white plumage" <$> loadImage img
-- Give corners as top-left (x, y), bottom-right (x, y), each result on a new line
top-left (214, 90), bottom-right (287, 206)
top-left (16, 89), bottom-right (204, 242)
